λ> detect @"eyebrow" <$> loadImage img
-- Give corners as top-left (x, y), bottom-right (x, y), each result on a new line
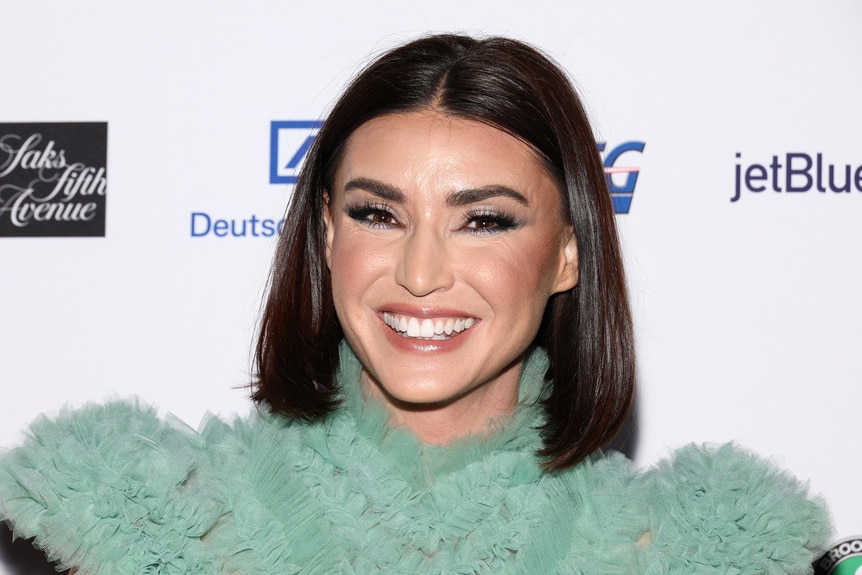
top-left (446, 186), bottom-right (530, 207)
top-left (343, 178), bottom-right (530, 207)
top-left (343, 178), bottom-right (406, 203)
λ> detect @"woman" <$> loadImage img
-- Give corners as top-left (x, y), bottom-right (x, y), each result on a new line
top-left (0, 34), bottom-right (831, 574)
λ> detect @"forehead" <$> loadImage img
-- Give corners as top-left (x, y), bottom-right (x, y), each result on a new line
top-left (333, 110), bottom-right (559, 200)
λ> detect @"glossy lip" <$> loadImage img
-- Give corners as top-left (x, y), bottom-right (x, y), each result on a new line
top-left (376, 303), bottom-right (479, 353)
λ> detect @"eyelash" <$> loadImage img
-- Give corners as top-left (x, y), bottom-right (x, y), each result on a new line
top-left (462, 209), bottom-right (521, 235)
top-left (344, 202), bottom-right (521, 235)
top-left (346, 202), bottom-right (398, 229)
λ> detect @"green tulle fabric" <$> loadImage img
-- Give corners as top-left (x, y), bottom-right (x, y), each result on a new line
top-left (0, 344), bottom-right (832, 574)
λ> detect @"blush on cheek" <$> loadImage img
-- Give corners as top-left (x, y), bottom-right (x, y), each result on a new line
top-left (479, 247), bottom-right (550, 288)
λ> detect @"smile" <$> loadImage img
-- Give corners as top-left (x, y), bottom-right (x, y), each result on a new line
top-left (382, 312), bottom-right (477, 340)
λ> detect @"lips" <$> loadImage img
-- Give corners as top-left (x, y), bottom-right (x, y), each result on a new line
top-left (382, 311), bottom-right (477, 340)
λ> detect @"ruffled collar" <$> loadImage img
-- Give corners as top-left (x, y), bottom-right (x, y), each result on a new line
top-left (328, 341), bottom-right (551, 484)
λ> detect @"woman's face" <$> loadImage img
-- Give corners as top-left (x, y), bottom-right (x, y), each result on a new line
top-left (324, 110), bottom-right (578, 437)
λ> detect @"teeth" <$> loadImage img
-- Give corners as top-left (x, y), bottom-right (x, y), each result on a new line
top-left (407, 317), bottom-right (421, 337)
top-left (420, 319), bottom-right (435, 338)
top-left (382, 312), bottom-right (478, 340)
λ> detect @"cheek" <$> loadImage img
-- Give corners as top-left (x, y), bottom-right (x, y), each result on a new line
top-left (329, 230), bottom-right (389, 300)
top-left (463, 237), bottom-right (561, 302)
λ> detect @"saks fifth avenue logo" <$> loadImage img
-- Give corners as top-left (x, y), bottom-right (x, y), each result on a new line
top-left (270, 121), bottom-right (645, 214)
top-left (0, 123), bottom-right (107, 237)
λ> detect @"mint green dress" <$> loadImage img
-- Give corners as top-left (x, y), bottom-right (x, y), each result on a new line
top-left (0, 345), bottom-right (831, 574)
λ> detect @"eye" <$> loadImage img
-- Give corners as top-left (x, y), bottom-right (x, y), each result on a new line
top-left (346, 202), bottom-right (400, 229)
top-left (463, 210), bottom-right (521, 235)
top-left (468, 216), bottom-right (500, 230)
top-left (366, 210), bottom-right (395, 225)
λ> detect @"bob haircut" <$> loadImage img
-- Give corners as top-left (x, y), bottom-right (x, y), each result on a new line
top-left (254, 34), bottom-right (635, 470)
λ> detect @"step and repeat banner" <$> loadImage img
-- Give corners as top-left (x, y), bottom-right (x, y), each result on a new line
top-left (1, 1), bottom-right (859, 571)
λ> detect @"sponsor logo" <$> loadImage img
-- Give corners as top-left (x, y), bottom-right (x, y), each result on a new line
top-left (814, 536), bottom-right (862, 574)
top-left (600, 141), bottom-right (645, 214)
top-left (190, 212), bottom-right (285, 238)
top-left (732, 152), bottom-right (862, 202)
top-left (0, 123), bottom-right (107, 237)
top-left (270, 122), bottom-right (644, 214)
top-left (270, 121), bottom-right (324, 185)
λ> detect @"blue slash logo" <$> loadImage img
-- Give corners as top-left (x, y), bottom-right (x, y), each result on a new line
top-left (270, 121), bottom-right (324, 184)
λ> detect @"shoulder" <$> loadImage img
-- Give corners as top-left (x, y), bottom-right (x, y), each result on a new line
top-left (633, 442), bottom-right (832, 574)
top-left (546, 451), bottom-right (652, 573)
top-left (0, 399), bottom-right (258, 575)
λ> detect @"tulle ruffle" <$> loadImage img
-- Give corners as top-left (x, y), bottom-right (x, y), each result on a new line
top-left (635, 442), bottom-right (832, 574)
top-left (0, 400), bottom-right (226, 575)
top-left (0, 345), bottom-right (832, 573)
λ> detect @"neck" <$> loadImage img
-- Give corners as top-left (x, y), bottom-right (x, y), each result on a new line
top-left (359, 363), bottom-right (522, 444)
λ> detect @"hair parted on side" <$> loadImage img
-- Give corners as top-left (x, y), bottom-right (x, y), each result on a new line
top-left (253, 33), bottom-right (635, 470)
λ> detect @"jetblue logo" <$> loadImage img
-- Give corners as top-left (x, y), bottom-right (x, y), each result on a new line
top-left (270, 121), bottom-right (323, 184)
top-left (732, 152), bottom-right (862, 202)
top-left (599, 141), bottom-right (645, 214)
top-left (270, 122), bottom-right (645, 214)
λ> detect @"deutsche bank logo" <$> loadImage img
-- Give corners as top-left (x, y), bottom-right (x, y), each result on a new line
top-left (599, 141), bottom-right (646, 214)
top-left (270, 121), bottom-right (644, 215)
top-left (270, 121), bottom-right (323, 184)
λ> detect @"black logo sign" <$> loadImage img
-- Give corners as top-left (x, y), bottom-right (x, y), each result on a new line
top-left (0, 123), bottom-right (107, 237)
top-left (814, 536), bottom-right (862, 574)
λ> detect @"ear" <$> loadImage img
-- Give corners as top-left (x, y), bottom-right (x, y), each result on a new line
top-left (322, 191), bottom-right (334, 269)
top-left (552, 226), bottom-right (579, 293)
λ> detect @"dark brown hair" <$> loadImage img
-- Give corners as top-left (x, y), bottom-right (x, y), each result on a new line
top-left (254, 34), bottom-right (635, 470)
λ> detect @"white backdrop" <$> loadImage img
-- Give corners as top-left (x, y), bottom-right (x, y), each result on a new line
top-left (1, 1), bottom-right (859, 568)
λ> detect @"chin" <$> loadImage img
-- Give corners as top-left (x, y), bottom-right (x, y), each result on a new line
top-left (365, 367), bottom-right (475, 408)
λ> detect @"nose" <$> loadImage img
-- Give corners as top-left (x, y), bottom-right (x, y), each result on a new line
top-left (395, 227), bottom-right (454, 297)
